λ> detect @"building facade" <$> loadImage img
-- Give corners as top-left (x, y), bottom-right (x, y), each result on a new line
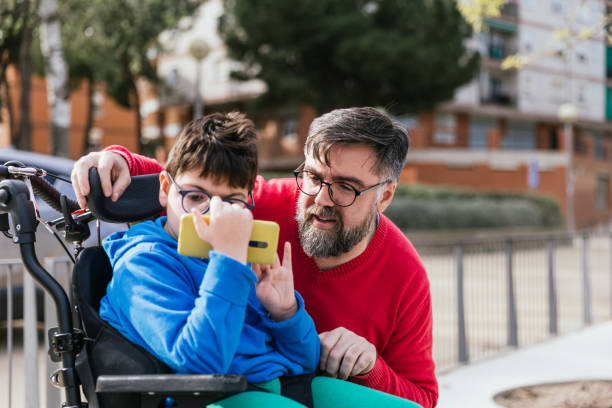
top-left (405, 0), bottom-right (612, 229)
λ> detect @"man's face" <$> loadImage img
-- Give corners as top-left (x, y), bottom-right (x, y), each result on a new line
top-left (296, 144), bottom-right (389, 258)
top-left (159, 168), bottom-right (250, 240)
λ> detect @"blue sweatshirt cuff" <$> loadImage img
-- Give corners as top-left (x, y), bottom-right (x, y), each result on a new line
top-left (200, 251), bottom-right (257, 306)
top-left (261, 292), bottom-right (313, 343)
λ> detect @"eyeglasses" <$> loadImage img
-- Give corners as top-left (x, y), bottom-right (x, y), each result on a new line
top-left (293, 163), bottom-right (391, 207)
top-left (167, 172), bottom-right (255, 214)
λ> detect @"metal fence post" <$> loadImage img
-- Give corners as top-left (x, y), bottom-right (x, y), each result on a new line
top-left (506, 239), bottom-right (518, 347)
top-left (44, 258), bottom-right (62, 408)
top-left (610, 233), bottom-right (612, 318)
top-left (7, 265), bottom-right (14, 408)
top-left (582, 232), bottom-right (592, 325)
top-left (547, 237), bottom-right (558, 335)
top-left (23, 267), bottom-right (40, 408)
top-left (456, 244), bottom-right (469, 364)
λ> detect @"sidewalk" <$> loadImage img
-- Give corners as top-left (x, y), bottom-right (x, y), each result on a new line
top-left (436, 321), bottom-right (612, 407)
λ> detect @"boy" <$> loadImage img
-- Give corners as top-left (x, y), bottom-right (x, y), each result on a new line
top-left (99, 112), bottom-right (319, 406)
top-left (98, 112), bottom-right (422, 408)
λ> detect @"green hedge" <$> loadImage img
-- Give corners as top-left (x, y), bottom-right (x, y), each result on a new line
top-left (386, 184), bottom-right (563, 230)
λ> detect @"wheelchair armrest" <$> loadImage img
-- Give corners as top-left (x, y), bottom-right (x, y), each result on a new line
top-left (95, 373), bottom-right (247, 394)
top-left (86, 168), bottom-right (163, 223)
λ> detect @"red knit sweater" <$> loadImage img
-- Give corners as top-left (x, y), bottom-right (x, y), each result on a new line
top-left (107, 145), bottom-right (438, 407)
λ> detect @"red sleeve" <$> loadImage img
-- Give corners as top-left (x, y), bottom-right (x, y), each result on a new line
top-left (104, 145), bottom-right (164, 175)
top-left (352, 263), bottom-right (438, 407)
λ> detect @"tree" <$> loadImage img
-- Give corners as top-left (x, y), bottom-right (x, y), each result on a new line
top-left (0, 0), bottom-right (39, 150)
top-left (219, 0), bottom-right (480, 115)
top-left (39, 0), bottom-right (70, 157)
top-left (58, 0), bottom-right (202, 155)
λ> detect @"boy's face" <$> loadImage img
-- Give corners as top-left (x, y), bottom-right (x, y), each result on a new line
top-left (158, 169), bottom-right (250, 240)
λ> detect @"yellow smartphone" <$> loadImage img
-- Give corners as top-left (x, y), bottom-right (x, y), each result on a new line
top-left (177, 214), bottom-right (280, 265)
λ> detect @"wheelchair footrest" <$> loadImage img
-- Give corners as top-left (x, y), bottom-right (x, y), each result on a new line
top-left (95, 373), bottom-right (246, 394)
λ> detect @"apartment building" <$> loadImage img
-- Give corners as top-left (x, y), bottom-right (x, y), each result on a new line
top-left (406, 0), bottom-right (612, 229)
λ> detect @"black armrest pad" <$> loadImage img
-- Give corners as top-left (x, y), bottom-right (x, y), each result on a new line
top-left (96, 374), bottom-right (247, 394)
top-left (86, 168), bottom-right (163, 223)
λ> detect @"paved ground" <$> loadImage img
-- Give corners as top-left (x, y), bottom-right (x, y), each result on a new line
top-left (437, 320), bottom-right (612, 407)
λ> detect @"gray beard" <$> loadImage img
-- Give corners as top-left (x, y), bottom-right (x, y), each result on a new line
top-left (295, 195), bottom-right (377, 258)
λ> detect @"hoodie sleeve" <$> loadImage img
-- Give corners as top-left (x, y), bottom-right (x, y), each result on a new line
top-left (259, 292), bottom-right (320, 373)
top-left (104, 246), bottom-right (256, 374)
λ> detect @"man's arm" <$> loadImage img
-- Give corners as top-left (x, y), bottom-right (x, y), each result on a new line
top-left (351, 292), bottom-right (437, 407)
top-left (71, 145), bottom-right (163, 208)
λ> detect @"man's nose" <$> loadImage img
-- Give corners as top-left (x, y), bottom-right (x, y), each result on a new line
top-left (314, 184), bottom-right (335, 207)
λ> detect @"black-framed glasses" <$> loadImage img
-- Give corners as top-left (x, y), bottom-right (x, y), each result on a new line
top-left (167, 172), bottom-right (255, 214)
top-left (293, 163), bottom-right (391, 207)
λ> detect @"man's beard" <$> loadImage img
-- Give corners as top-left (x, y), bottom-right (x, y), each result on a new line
top-left (295, 194), bottom-right (378, 258)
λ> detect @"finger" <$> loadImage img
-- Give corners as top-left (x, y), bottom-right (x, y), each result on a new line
top-left (319, 330), bottom-right (342, 372)
top-left (280, 241), bottom-right (292, 271)
top-left (71, 169), bottom-right (87, 209)
top-left (251, 264), bottom-right (262, 280)
top-left (351, 349), bottom-right (376, 377)
top-left (74, 157), bottom-right (95, 199)
top-left (338, 344), bottom-right (361, 380)
top-left (324, 338), bottom-right (348, 378)
top-left (208, 196), bottom-right (223, 218)
top-left (111, 169), bottom-right (131, 202)
top-left (97, 155), bottom-right (114, 198)
top-left (191, 208), bottom-right (210, 242)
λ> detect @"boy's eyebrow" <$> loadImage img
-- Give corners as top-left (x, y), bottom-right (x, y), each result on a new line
top-left (182, 183), bottom-right (247, 199)
top-left (303, 165), bottom-right (366, 189)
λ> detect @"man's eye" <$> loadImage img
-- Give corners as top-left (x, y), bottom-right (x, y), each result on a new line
top-left (305, 173), bottom-right (321, 183)
top-left (335, 182), bottom-right (355, 193)
top-left (185, 192), bottom-right (208, 202)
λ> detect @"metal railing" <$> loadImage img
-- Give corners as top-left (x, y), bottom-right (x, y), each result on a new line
top-left (1, 257), bottom-right (71, 408)
top-left (413, 230), bottom-right (612, 371)
top-left (2, 230), bottom-right (612, 405)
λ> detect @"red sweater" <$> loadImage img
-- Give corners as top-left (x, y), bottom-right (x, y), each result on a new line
top-left (108, 145), bottom-right (438, 407)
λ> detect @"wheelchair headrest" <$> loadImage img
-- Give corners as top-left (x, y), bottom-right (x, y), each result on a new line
top-left (86, 168), bottom-right (163, 223)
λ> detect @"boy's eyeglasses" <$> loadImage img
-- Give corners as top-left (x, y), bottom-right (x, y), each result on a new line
top-left (167, 173), bottom-right (255, 214)
top-left (293, 162), bottom-right (390, 207)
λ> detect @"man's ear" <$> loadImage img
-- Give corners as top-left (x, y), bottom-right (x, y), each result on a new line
top-left (158, 171), bottom-right (170, 208)
top-left (377, 181), bottom-right (397, 213)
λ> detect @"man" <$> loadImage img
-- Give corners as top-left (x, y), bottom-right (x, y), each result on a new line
top-left (72, 107), bottom-right (438, 407)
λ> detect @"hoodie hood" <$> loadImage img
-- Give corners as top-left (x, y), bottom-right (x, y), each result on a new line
top-left (103, 217), bottom-right (175, 265)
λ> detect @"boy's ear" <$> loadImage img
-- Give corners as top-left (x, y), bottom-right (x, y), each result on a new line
top-left (158, 171), bottom-right (170, 208)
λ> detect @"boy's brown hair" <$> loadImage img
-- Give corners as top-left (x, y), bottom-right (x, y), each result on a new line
top-left (165, 112), bottom-right (258, 191)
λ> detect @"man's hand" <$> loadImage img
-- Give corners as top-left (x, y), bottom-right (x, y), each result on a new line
top-left (71, 151), bottom-right (131, 209)
top-left (319, 327), bottom-right (377, 380)
top-left (251, 242), bottom-right (297, 322)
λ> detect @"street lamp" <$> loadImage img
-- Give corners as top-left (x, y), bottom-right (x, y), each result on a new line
top-left (558, 102), bottom-right (577, 236)
top-left (189, 39), bottom-right (210, 119)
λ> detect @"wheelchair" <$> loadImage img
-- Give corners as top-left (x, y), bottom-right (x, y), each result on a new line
top-left (0, 164), bottom-right (247, 408)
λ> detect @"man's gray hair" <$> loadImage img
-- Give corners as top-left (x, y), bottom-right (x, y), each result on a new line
top-left (304, 107), bottom-right (410, 181)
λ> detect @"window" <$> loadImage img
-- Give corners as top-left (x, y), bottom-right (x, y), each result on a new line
top-left (551, 0), bottom-right (563, 14)
top-left (469, 117), bottom-right (496, 149)
top-left (596, 174), bottom-right (609, 210)
top-left (434, 113), bottom-right (457, 145)
top-left (283, 119), bottom-right (298, 141)
top-left (593, 132), bottom-right (606, 159)
top-left (502, 121), bottom-right (536, 150)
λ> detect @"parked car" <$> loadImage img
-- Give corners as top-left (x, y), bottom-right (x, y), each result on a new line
top-left (0, 148), bottom-right (127, 322)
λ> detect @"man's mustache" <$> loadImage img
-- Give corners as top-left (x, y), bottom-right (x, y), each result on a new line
top-left (305, 205), bottom-right (340, 222)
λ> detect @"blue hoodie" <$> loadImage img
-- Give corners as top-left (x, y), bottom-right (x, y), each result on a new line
top-left (99, 217), bottom-right (320, 383)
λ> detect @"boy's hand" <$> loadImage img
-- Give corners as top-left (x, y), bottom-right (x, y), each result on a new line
top-left (190, 197), bottom-right (253, 265)
top-left (251, 242), bottom-right (298, 321)
top-left (71, 151), bottom-right (131, 209)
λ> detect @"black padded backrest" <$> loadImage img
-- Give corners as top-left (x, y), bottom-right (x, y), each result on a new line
top-left (86, 168), bottom-right (163, 223)
top-left (73, 247), bottom-right (172, 408)
top-left (73, 247), bottom-right (113, 338)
